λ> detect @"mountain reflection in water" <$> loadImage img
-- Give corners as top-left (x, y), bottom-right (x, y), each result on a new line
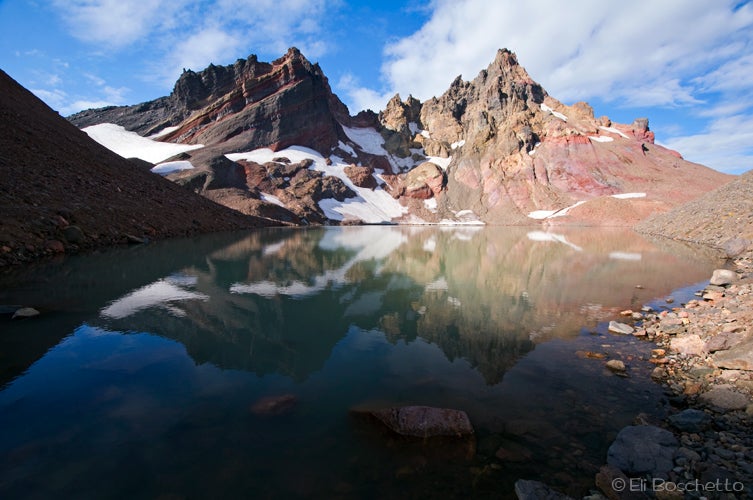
top-left (89, 226), bottom-right (712, 383)
top-left (0, 226), bottom-right (718, 499)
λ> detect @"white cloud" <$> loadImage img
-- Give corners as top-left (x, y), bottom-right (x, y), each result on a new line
top-left (51, 0), bottom-right (181, 49)
top-left (30, 88), bottom-right (68, 111)
top-left (32, 71), bottom-right (130, 115)
top-left (68, 99), bottom-right (121, 113)
top-left (662, 114), bottom-right (753, 174)
top-left (46, 0), bottom-right (338, 110)
top-left (50, 0), bottom-right (335, 85)
top-left (337, 73), bottom-right (394, 113)
top-left (339, 0), bottom-right (753, 173)
top-left (693, 53), bottom-right (753, 93)
top-left (46, 74), bottom-right (62, 86)
top-left (364, 0), bottom-right (753, 106)
top-left (163, 27), bottom-right (244, 80)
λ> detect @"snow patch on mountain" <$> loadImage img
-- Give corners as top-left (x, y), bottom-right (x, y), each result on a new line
top-left (541, 103), bottom-right (568, 122)
top-left (342, 126), bottom-right (386, 155)
top-left (611, 192), bottom-right (646, 199)
top-left (151, 160), bottom-right (195, 175)
top-left (260, 192), bottom-right (286, 207)
top-left (227, 145), bottom-right (408, 224)
top-left (83, 123), bottom-right (203, 164)
top-left (600, 126), bottom-right (630, 139)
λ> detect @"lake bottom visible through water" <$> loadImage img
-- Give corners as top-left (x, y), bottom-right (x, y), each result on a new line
top-left (0, 226), bottom-right (719, 498)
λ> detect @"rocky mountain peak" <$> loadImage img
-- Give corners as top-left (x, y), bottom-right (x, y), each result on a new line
top-left (488, 49), bottom-right (538, 85)
top-left (66, 47), bottom-right (731, 228)
top-left (419, 47), bottom-right (547, 157)
top-left (71, 47), bottom-right (351, 155)
top-left (379, 93), bottom-right (422, 134)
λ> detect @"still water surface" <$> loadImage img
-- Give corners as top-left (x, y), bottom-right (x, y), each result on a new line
top-left (0, 226), bottom-right (718, 498)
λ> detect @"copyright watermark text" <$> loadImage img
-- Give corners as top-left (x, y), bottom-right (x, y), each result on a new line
top-left (612, 477), bottom-right (746, 494)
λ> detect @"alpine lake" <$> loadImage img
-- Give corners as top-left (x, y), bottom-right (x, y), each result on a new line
top-left (0, 226), bottom-right (720, 499)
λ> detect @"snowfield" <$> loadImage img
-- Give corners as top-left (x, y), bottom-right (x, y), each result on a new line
top-left (83, 123), bottom-right (203, 164)
top-left (227, 145), bottom-right (408, 224)
top-left (589, 135), bottom-right (614, 143)
top-left (599, 126), bottom-right (630, 139)
top-left (82, 122), bottom-right (491, 226)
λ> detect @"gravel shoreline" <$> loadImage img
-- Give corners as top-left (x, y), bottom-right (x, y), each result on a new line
top-left (618, 251), bottom-right (753, 499)
top-left (517, 251), bottom-right (753, 499)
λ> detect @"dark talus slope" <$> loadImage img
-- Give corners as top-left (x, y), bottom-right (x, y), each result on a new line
top-left (0, 69), bottom-right (272, 267)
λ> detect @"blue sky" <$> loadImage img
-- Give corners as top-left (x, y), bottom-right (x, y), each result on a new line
top-left (1, 0), bottom-right (752, 174)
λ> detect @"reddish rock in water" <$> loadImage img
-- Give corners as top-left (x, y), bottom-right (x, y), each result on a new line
top-left (356, 405), bottom-right (474, 438)
top-left (250, 394), bottom-right (298, 416)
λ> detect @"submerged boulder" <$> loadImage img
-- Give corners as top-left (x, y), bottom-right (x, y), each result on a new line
top-left (356, 405), bottom-right (474, 438)
top-left (11, 307), bottom-right (40, 320)
top-left (514, 479), bottom-right (574, 500)
top-left (250, 394), bottom-right (298, 416)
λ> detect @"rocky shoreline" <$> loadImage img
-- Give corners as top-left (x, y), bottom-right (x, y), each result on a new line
top-left (616, 252), bottom-right (753, 499)
top-left (520, 251), bottom-right (753, 499)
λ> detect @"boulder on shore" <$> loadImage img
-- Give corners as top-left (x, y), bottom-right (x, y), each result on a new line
top-left (709, 269), bottom-right (737, 286)
top-left (608, 321), bottom-right (634, 335)
top-left (606, 425), bottom-right (678, 475)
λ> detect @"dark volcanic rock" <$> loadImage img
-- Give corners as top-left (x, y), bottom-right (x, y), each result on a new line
top-left (0, 69), bottom-right (271, 267)
top-left (668, 409), bottom-right (712, 432)
top-left (606, 425), bottom-right (678, 475)
top-left (514, 479), bottom-right (574, 500)
top-left (69, 47), bottom-right (351, 156)
top-left (344, 165), bottom-right (377, 189)
top-left (168, 153), bottom-right (247, 192)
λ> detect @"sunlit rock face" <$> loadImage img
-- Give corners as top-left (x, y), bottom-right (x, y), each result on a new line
top-left (70, 47), bottom-right (351, 155)
top-left (414, 49), bottom-right (730, 225)
top-left (68, 48), bottom-right (731, 227)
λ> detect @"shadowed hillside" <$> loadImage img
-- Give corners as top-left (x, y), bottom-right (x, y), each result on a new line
top-left (0, 70), bottom-right (274, 267)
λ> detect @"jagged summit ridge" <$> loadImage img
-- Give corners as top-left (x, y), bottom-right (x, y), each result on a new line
top-left (68, 47), bottom-right (731, 227)
top-left (70, 47), bottom-right (351, 154)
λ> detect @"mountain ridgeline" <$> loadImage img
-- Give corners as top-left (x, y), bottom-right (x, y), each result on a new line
top-left (69, 47), bottom-right (731, 227)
